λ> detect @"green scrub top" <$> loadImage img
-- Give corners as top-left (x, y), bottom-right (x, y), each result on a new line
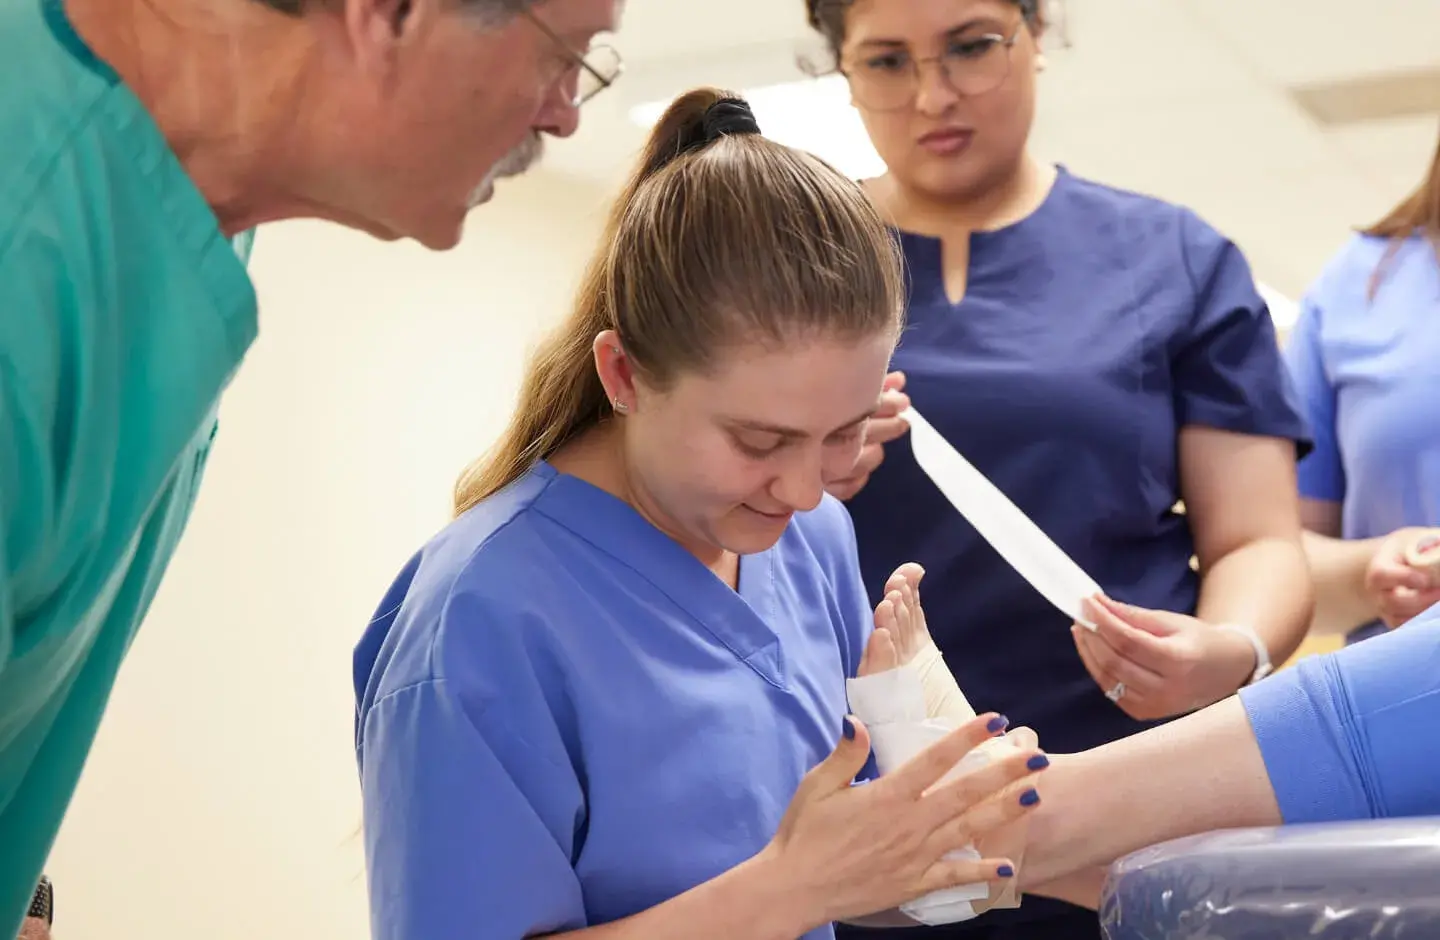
top-left (0, 0), bottom-right (259, 932)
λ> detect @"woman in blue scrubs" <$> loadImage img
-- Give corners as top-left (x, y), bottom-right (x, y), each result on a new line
top-left (1285, 129), bottom-right (1440, 642)
top-left (803, 2), bottom-right (1313, 937)
top-left (353, 89), bottom-right (1048, 940)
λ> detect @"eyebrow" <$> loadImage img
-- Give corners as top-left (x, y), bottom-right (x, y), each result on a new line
top-left (728, 408), bottom-right (878, 438)
top-left (853, 18), bottom-right (1002, 51)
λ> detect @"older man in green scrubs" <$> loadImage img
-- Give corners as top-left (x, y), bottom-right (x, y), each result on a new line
top-left (0, 0), bottom-right (624, 933)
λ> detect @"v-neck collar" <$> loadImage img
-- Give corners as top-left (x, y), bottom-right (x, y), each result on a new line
top-left (896, 164), bottom-right (1072, 313)
top-left (529, 462), bottom-right (786, 689)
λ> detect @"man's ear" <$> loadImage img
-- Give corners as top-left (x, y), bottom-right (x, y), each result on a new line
top-left (341, 0), bottom-right (437, 79)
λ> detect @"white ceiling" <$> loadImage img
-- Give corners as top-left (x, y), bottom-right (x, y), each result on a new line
top-left (536, 0), bottom-right (1438, 299)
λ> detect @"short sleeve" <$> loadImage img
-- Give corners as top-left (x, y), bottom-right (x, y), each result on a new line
top-left (1282, 293), bottom-right (1345, 502)
top-left (813, 495), bottom-right (873, 681)
top-left (1172, 210), bottom-right (1313, 455)
top-left (359, 679), bottom-right (587, 940)
top-left (1239, 606), bottom-right (1440, 824)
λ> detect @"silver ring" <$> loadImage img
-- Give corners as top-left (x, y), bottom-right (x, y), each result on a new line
top-left (1105, 681), bottom-right (1126, 703)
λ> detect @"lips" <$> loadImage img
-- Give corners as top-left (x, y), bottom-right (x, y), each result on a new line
top-left (917, 127), bottom-right (974, 156)
top-left (745, 505), bottom-right (793, 523)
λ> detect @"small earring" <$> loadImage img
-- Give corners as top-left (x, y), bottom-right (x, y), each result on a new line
top-left (613, 398), bottom-right (629, 413)
top-left (1035, 53), bottom-right (1049, 73)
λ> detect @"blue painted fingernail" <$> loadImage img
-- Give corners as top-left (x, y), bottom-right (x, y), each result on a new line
top-left (843, 717), bottom-right (856, 741)
top-left (1027, 754), bottom-right (1050, 771)
top-left (1019, 788), bottom-right (1040, 807)
top-left (987, 715), bottom-right (1009, 734)
top-left (997, 865), bottom-right (1015, 878)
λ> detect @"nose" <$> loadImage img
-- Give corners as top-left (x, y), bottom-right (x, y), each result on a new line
top-left (914, 60), bottom-right (961, 116)
top-left (770, 450), bottom-right (826, 514)
top-left (535, 73), bottom-right (582, 139)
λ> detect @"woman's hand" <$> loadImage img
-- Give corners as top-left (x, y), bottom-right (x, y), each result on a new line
top-left (1071, 596), bottom-right (1256, 720)
top-left (827, 371), bottom-right (910, 501)
top-left (765, 712), bottom-right (1047, 927)
top-left (1365, 527), bottom-right (1440, 628)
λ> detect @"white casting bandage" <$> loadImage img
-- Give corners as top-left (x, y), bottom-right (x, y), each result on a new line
top-left (846, 662), bottom-right (1019, 925)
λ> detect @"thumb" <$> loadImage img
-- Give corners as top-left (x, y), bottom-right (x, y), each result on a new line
top-left (807, 716), bottom-right (872, 793)
top-left (1096, 595), bottom-right (1181, 637)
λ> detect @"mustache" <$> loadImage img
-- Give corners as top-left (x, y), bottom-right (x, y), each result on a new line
top-left (494, 133), bottom-right (545, 179)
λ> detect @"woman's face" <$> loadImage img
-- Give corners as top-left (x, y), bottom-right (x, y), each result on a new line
top-left (840, 0), bottom-right (1042, 202)
top-left (618, 331), bottom-right (896, 558)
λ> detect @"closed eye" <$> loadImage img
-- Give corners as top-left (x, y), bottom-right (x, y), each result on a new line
top-left (733, 432), bottom-right (787, 459)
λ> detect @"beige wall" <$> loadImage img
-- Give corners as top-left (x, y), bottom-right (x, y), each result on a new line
top-left (42, 172), bottom-right (611, 940)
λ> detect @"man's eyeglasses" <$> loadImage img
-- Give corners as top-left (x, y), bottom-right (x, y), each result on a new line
top-left (521, 9), bottom-right (624, 106)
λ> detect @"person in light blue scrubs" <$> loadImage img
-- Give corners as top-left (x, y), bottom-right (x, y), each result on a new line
top-left (1016, 599), bottom-right (1440, 896)
top-left (802, 2), bottom-right (1313, 936)
top-left (0, 0), bottom-right (621, 934)
top-left (1284, 128), bottom-right (1440, 643)
top-left (354, 90), bottom-right (1049, 940)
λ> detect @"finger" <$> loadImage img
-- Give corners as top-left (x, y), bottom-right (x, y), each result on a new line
top-left (883, 370), bottom-right (907, 393)
top-left (826, 476), bottom-right (864, 502)
top-left (926, 756), bottom-right (1046, 844)
top-left (1005, 726), bottom-right (1039, 750)
top-left (1086, 598), bottom-right (1172, 675)
top-left (873, 387), bottom-right (912, 419)
top-left (866, 414), bottom-right (910, 445)
top-left (919, 855), bottom-right (1019, 898)
top-left (890, 713), bottom-right (1010, 799)
top-left (1384, 587), bottom-right (1440, 625)
top-left (1073, 624), bottom-right (1164, 695)
top-left (1370, 561), bottom-right (1432, 593)
top-left (852, 442), bottom-right (885, 477)
top-left (924, 744), bottom-right (1047, 829)
top-left (1094, 595), bottom-right (1183, 638)
top-left (801, 716), bottom-right (873, 796)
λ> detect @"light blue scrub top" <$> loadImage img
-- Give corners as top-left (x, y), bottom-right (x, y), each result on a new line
top-left (1241, 601), bottom-right (1440, 822)
top-left (354, 463), bottom-right (874, 940)
top-left (1284, 234), bottom-right (1440, 641)
top-left (0, 0), bottom-right (258, 931)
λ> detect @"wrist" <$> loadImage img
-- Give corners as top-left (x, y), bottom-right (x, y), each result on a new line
top-left (740, 844), bottom-right (828, 938)
top-left (1213, 622), bottom-right (1272, 687)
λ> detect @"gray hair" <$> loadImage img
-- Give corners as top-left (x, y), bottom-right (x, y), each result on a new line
top-left (804, 0), bottom-right (1041, 71)
top-left (251, 0), bottom-right (538, 21)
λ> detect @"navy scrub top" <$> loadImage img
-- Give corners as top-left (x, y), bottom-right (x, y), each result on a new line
top-left (845, 167), bottom-right (1311, 759)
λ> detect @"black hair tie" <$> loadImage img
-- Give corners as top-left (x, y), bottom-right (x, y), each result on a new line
top-left (702, 97), bottom-right (762, 143)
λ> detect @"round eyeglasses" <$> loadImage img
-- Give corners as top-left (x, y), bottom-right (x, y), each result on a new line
top-left (842, 25), bottom-right (1022, 112)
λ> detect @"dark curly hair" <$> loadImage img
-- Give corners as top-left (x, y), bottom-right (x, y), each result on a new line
top-left (804, 0), bottom-right (1041, 70)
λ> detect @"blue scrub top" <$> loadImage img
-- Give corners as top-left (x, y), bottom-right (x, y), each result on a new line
top-left (1283, 234), bottom-right (1440, 642)
top-left (0, 0), bottom-right (257, 932)
top-left (847, 169), bottom-right (1308, 758)
top-left (1241, 601), bottom-right (1440, 822)
top-left (354, 463), bottom-right (874, 940)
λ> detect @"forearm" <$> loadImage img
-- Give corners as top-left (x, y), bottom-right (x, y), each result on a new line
top-left (1027, 868), bottom-right (1106, 910)
top-left (1300, 531), bottom-right (1383, 635)
top-left (559, 849), bottom-right (814, 940)
top-left (1018, 696), bottom-right (1280, 888)
top-left (1196, 536), bottom-right (1313, 665)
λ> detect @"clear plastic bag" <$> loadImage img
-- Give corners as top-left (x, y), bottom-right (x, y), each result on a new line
top-left (1099, 818), bottom-right (1440, 940)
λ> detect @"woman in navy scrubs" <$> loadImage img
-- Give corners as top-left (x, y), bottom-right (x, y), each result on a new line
top-left (804, 1), bottom-right (1314, 936)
